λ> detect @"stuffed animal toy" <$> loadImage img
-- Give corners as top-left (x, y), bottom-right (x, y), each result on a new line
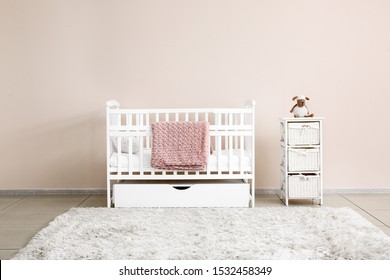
top-left (290, 95), bottom-right (314, 118)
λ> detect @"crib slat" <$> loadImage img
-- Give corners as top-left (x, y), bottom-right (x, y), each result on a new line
top-left (228, 113), bottom-right (233, 174)
top-left (145, 113), bottom-right (150, 148)
top-left (224, 114), bottom-right (230, 171)
top-left (126, 114), bottom-right (132, 128)
top-left (217, 113), bottom-right (221, 127)
top-left (117, 136), bottom-right (122, 176)
top-left (139, 136), bottom-right (144, 175)
top-left (224, 136), bottom-right (228, 151)
top-left (233, 113), bottom-right (238, 149)
top-left (116, 113), bottom-right (121, 127)
top-left (195, 112), bottom-right (199, 121)
top-left (229, 135), bottom-right (233, 174)
top-left (229, 113), bottom-right (233, 125)
top-left (136, 113), bottom-right (144, 175)
top-left (125, 113), bottom-right (133, 174)
top-left (185, 113), bottom-right (189, 121)
top-left (217, 135), bottom-right (222, 174)
top-left (151, 115), bottom-right (155, 176)
top-left (240, 135), bottom-right (244, 174)
top-left (135, 114), bottom-right (140, 175)
top-left (165, 113), bottom-right (169, 121)
top-left (217, 113), bottom-right (222, 174)
top-left (207, 111), bottom-right (211, 175)
top-left (128, 136), bottom-right (132, 174)
top-left (207, 123), bottom-right (211, 175)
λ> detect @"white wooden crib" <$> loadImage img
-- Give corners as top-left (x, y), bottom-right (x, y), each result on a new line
top-left (106, 100), bottom-right (256, 208)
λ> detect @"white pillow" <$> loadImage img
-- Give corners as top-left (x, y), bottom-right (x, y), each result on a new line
top-left (113, 137), bottom-right (139, 154)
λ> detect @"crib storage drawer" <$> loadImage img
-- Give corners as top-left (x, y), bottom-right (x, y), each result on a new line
top-left (113, 181), bottom-right (250, 207)
top-left (288, 174), bottom-right (320, 198)
top-left (287, 148), bottom-right (320, 171)
top-left (287, 122), bottom-right (320, 145)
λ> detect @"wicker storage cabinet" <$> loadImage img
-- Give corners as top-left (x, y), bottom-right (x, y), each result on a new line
top-left (280, 118), bottom-right (323, 206)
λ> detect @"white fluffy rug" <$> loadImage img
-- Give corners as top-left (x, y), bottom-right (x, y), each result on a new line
top-left (13, 207), bottom-right (390, 260)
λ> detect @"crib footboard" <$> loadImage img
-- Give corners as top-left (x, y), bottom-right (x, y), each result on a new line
top-left (106, 100), bottom-right (256, 207)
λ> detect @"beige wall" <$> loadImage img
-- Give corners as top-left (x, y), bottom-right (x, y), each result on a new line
top-left (1, 0), bottom-right (389, 190)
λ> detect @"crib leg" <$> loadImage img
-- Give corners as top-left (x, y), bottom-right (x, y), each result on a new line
top-left (251, 179), bottom-right (255, 208)
top-left (107, 180), bottom-right (111, 208)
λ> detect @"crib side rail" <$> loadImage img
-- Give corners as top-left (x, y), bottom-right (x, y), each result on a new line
top-left (106, 100), bottom-right (255, 178)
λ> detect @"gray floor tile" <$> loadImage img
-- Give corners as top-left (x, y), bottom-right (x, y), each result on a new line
top-left (364, 210), bottom-right (390, 227)
top-left (0, 249), bottom-right (19, 260)
top-left (321, 194), bottom-right (360, 209)
top-left (285, 198), bottom-right (321, 207)
top-left (3, 195), bottom-right (88, 212)
top-left (341, 194), bottom-right (390, 210)
top-left (78, 195), bottom-right (107, 208)
top-left (0, 212), bottom-right (61, 228)
top-left (255, 194), bottom-right (280, 199)
top-left (255, 198), bottom-right (285, 207)
top-left (0, 228), bottom-right (40, 249)
top-left (0, 196), bottom-right (26, 210)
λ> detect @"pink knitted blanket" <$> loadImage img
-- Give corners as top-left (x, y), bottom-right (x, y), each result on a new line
top-left (151, 121), bottom-right (209, 170)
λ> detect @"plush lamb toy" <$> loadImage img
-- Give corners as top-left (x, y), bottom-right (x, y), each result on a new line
top-left (290, 95), bottom-right (314, 118)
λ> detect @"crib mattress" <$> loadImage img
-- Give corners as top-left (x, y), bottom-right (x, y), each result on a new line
top-left (109, 149), bottom-right (252, 171)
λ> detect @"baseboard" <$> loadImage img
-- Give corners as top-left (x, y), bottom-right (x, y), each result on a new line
top-left (0, 188), bottom-right (107, 195)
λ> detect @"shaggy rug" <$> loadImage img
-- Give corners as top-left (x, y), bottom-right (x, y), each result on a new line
top-left (12, 207), bottom-right (390, 260)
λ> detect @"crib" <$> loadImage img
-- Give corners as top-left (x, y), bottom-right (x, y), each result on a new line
top-left (106, 100), bottom-right (256, 208)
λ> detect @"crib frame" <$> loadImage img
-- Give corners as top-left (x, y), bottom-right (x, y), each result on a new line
top-left (106, 100), bottom-right (256, 208)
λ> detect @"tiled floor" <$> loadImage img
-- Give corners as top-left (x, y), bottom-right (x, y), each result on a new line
top-left (0, 193), bottom-right (389, 260)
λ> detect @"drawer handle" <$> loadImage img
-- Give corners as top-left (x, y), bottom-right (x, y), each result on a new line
top-left (172, 186), bottom-right (191, 190)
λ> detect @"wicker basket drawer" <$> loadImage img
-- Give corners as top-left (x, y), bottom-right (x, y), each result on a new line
top-left (288, 148), bottom-right (320, 171)
top-left (287, 122), bottom-right (320, 145)
top-left (288, 174), bottom-right (320, 198)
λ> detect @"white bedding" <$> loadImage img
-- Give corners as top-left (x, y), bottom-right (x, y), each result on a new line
top-left (110, 149), bottom-right (252, 171)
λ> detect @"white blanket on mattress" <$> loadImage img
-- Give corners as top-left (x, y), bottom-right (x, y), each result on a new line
top-left (110, 149), bottom-right (251, 171)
